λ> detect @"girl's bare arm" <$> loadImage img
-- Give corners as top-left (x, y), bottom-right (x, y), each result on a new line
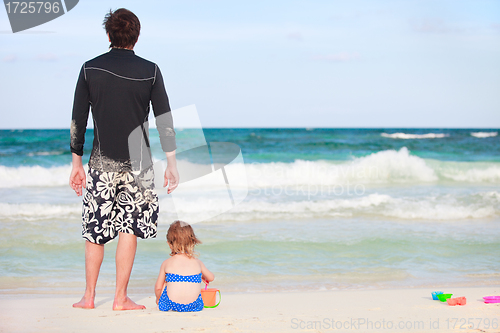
top-left (198, 259), bottom-right (215, 283)
top-left (154, 261), bottom-right (167, 304)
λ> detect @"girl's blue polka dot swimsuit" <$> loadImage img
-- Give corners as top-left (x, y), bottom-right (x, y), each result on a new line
top-left (158, 273), bottom-right (203, 312)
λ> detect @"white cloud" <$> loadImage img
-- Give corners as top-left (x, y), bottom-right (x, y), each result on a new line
top-left (2, 54), bottom-right (17, 62)
top-left (329, 9), bottom-right (390, 21)
top-left (286, 32), bottom-right (303, 41)
top-left (313, 52), bottom-right (360, 62)
top-left (411, 18), bottom-right (462, 34)
top-left (36, 53), bottom-right (58, 61)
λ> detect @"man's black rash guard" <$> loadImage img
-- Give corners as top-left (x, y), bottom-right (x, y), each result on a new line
top-left (70, 48), bottom-right (176, 172)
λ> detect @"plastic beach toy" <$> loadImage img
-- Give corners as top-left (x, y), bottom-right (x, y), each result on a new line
top-left (483, 296), bottom-right (500, 304)
top-left (446, 297), bottom-right (466, 306)
top-left (431, 291), bottom-right (443, 300)
top-left (201, 282), bottom-right (221, 308)
top-left (437, 294), bottom-right (453, 302)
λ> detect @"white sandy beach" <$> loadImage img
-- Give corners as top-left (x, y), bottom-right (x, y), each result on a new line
top-left (1, 287), bottom-right (499, 333)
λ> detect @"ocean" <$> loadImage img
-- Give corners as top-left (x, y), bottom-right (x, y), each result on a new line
top-left (0, 128), bottom-right (499, 294)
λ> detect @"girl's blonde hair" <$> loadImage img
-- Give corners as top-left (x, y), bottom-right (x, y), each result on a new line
top-left (166, 220), bottom-right (201, 258)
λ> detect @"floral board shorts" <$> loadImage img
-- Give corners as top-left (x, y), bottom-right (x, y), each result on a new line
top-left (82, 167), bottom-right (159, 245)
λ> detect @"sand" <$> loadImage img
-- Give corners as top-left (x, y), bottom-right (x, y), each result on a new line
top-left (1, 287), bottom-right (499, 333)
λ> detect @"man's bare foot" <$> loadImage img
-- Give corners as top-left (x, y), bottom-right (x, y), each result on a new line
top-left (112, 296), bottom-right (146, 311)
top-left (73, 295), bottom-right (95, 309)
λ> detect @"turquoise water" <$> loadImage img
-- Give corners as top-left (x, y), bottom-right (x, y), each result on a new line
top-left (0, 128), bottom-right (499, 293)
top-left (1, 128), bottom-right (500, 167)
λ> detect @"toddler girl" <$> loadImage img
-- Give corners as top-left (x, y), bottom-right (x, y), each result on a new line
top-left (155, 220), bottom-right (214, 312)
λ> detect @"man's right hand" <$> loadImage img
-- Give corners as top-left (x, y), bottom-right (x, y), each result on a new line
top-left (69, 153), bottom-right (86, 196)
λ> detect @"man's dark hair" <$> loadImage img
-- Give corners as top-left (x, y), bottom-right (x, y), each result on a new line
top-left (103, 8), bottom-right (141, 49)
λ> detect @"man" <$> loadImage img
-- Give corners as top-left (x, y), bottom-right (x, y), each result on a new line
top-left (69, 8), bottom-right (179, 310)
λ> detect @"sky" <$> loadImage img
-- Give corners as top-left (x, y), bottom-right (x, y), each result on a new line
top-left (1, 0), bottom-right (499, 128)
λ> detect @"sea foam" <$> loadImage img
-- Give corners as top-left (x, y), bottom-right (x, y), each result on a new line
top-left (244, 147), bottom-right (438, 188)
top-left (0, 190), bottom-right (497, 222)
top-left (1, 148), bottom-right (499, 189)
top-left (0, 165), bottom-right (73, 188)
top-left (470, 132), bottom-right (498, 138)
top-left (438, 165), bottom-right (500, 182)
top-left (159, 191), bottom-right (499, 222)
top-left (0, 202), bottom-right (80, 220)
top-left (381, 133), bottom-right (449, 139)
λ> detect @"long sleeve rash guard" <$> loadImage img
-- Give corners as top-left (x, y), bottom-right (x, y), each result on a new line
top-left (70, 48), bottom-right (176, 172)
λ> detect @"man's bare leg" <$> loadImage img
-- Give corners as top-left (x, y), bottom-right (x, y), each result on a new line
top-left (113, 232), bottom-right (145, 310)
top-left (73, 241), bottom-right (104, 309)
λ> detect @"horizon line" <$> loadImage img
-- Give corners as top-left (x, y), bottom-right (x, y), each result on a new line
top-left (1, 127), bottom-right (499, 130)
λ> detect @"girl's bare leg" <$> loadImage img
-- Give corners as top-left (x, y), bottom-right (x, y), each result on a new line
top-left (73, 241), bottom-right (104, 309)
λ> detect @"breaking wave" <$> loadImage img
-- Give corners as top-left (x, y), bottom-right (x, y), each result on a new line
top-left (1, 191), bottom-right (497, 222)
top-left (470, 132), bottom-right (498, 138)
top-left (381, 133), bottom-right (449, 139)
top-left (2, 148), bottom-right (500, 189)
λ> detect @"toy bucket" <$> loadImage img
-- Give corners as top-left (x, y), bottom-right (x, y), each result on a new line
top-left (447, 297), bottom-right (466, 306)
top-left (437, 293), bottom-right (453, 302)
top-left (201, 288), bottom-right (221, 308)
top-left (483, 296), bottom-right (500, 304)
top-left (431, 291), bottom-right (443, 300)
